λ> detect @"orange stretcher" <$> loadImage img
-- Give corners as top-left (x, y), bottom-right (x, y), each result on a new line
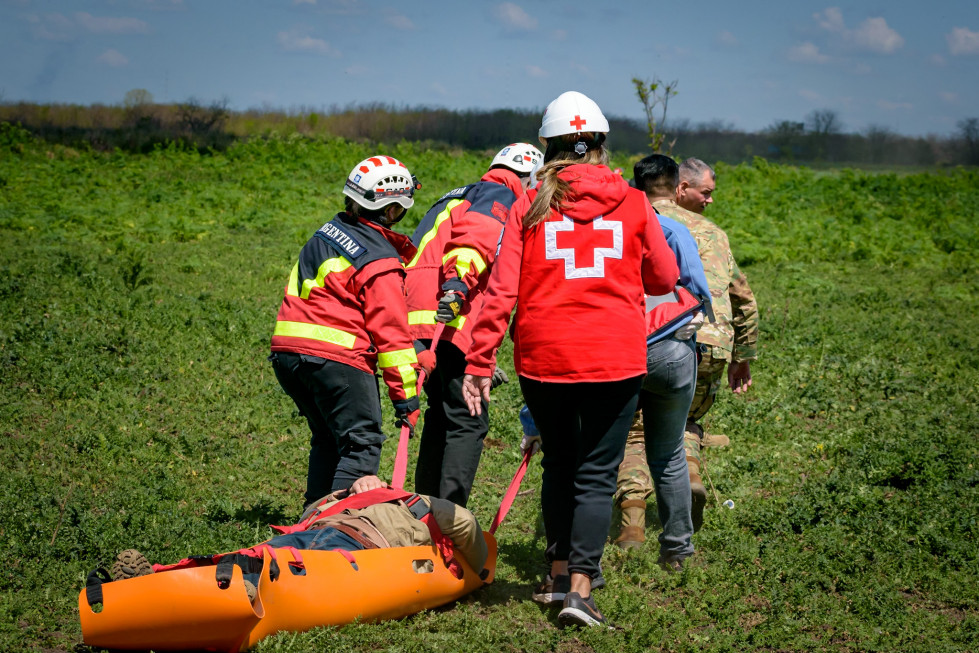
top-left (78, 532), bottom-right (497, 652)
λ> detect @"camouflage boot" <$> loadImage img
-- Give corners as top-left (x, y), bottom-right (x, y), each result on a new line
top-left (684, 424), bottom-right (707, 533)
top-left (615, 499), bottom-right (647, 551)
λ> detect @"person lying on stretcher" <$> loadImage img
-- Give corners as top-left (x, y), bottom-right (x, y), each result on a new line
top-left (110, 475), bottom-right (489, 602)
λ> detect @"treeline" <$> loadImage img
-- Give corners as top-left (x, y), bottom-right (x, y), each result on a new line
top-left (1, 99), bottom-right (976, 167)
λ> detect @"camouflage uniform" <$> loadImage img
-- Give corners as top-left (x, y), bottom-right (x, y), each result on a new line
top-left (616, 199), bottom-right (757, 534)
top-left (657, 198), bottom-right (757, 461)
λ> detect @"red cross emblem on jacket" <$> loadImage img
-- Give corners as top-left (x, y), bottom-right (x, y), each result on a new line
top-left (544, 215), bottom-right (623, 279)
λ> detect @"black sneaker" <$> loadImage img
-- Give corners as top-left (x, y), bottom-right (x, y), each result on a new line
top-left (531, 574), bottom-right (570, 605)
top-left (558, 592), bottom-right (607, 628)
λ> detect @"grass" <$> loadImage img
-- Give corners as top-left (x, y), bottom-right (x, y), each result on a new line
top-left (1, 126), bottom-right (977, 652)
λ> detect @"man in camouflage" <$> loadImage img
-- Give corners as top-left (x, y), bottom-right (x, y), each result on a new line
top-left (670, 158), bottom-right (759, 531)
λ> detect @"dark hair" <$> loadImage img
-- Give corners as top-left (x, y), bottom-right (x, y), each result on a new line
top-left (633, 154), bottom-right (679, 196)
top-left (344, 196), bottom-right (386, 221)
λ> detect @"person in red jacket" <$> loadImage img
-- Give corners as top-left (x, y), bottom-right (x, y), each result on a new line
top-left (461, 92), bottom-right (679, 628)
top-left (405, 143), bottom-right (543, 508)
top-left (269, 156), bottom-right (435, 509)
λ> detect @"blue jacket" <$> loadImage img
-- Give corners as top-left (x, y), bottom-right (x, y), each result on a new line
top-left (647, 215), bottom-right (712, 345)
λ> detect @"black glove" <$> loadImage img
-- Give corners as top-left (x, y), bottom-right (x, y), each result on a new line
top-left (490, 366), bottom-right (509, 389)
top-left (436, 278), bottom-right (468, 323)
top-left (393, 398), bottom-right (421, 437)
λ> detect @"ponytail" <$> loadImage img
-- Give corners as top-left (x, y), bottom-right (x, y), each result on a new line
top-left (523, 133), bottom-right (609, 228)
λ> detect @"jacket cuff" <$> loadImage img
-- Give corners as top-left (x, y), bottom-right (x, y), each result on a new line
top-left (391, 397), bottom-right (420, 415)
top-left (440, 277), bottom-right (469, 296)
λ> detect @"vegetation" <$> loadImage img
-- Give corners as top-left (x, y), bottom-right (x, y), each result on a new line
top-left (1, 125), bottom-right (977, 652)
top-left (1, 99), bottom-right (976, 168)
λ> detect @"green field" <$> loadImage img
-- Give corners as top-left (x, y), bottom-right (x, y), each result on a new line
top-left (2, 124), bottom-right (978, 652)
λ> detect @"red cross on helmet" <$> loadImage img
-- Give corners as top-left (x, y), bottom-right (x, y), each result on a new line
top-left (538, 91), bottom-right (610, 140)
top-left (490, 143), bottom-right (544, 179)
top-left (342, 155), bottom-right (419, 211)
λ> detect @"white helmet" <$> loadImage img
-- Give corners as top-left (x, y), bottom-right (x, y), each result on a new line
top-left (538, 91), bottom-right (610, 140)
top-left (490, 143), bottom-right (544, 179)
top-left (342, 155), bottom-right (418, 211)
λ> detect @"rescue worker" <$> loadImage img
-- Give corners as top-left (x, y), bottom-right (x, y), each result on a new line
top-left (110, 474), bottom-right (489, 603)
top-left (461, 91), bottom-right (680, 628)
top-left (405, 143), bottom-right (543, 508)
top-left (671, 157), bottom-right (759, 531)
top-left (614, 154), bottom-right (713, 565)
top-left (269, 156), bottom-right (435, 509)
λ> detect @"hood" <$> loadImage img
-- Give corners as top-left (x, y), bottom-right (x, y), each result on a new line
top-left (481, 167), bottom-right (525, 197)
top-left (556, 164), bottom-right (632, 220)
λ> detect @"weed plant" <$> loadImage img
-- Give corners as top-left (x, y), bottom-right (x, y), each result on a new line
top-left (1, 124), bottom-right (977, 651)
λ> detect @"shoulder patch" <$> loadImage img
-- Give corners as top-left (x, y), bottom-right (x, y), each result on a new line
top-left (437, 184), bottom-right (473, 203)
top-left (491, 201), bottom-right (509, 222)
top-left (315, 221), bottom-right (366, 260)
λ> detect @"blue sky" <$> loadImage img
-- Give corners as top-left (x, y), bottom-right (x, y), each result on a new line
top-left (1, 0), bottom-right (976, 137)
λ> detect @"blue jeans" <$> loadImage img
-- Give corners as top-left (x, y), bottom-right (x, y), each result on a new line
top-left (640, 337), bottom-right (696, 563)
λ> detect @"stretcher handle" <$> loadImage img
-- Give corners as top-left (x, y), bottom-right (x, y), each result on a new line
top-left (391, 323), bottom-right (445, 489)
top-left (489, 448), bottom-right (532, 535)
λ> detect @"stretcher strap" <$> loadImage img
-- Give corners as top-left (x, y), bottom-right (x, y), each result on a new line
top-left (391, 323), bottom-right (444, 489)
top-left (489, 448), bottom-right (532, 535)
top-left (85, 568), bottom-right (111, 607)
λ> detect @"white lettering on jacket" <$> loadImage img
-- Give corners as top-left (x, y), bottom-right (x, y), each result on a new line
top-left (544, 215), bottom-right (623, 279)
top-left (318, 222), bottom-right (364, 259)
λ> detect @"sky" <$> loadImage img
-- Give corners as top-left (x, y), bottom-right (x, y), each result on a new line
top-left (1, 0), bottom-right (977, 137)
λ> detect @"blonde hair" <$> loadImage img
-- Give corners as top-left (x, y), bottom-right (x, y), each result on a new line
top-left (523, 133), bottom-right (609, 228)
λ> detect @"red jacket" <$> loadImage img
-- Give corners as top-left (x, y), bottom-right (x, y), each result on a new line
top-left (270, 213), bottom-right (421, 404)
top-left (405, 168), bottom-right (524, 352)
top-left (465, 164), bottom-right (679, 382)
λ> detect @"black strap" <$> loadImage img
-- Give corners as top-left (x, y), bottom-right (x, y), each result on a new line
top-left (216, 553), bottom-right (278, 589)
top-left (85, 568), bottom-right (111, 607)
top-left (404, 493), bottom-right (431, 520)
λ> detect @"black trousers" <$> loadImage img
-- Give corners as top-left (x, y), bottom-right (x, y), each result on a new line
top-left (414, 341), bottom-right (489, 507)
top-left (270, 352), bottom-right (385, 507)
top-left (520, 374), bottom-right (643, 579)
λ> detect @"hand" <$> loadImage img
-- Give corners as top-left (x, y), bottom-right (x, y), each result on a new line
top-left (349, 475), bottom-right (387, 494)
top-left (462, 374), bottom-right (492, 416)
top-left (728, 361), bottom-right (753, 394)
top-left (436, 291), bottom-right (465, 323)
top-left (672, 311), bottom-right (704, 341)
top-left (416, 350), bottom-right (436, 377)
top-left (520, 434), bottom-right (541, 455)
top-left (490, 366), bottom-right (509, 389)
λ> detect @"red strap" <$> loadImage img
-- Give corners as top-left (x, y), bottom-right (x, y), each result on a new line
top-left (391, 323), bottom-right (444, 489)
top-left (489, 448), bottom-right (532, 535)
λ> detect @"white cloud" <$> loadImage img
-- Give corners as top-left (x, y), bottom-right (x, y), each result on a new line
top-left (526, 65), bottom-right (547, 78)
top-left (947, 27), bottom-right (979, 55)
top-left (27, 13), bottom-right (74, 41)
top-left (799, 88), bottom-right (823, 101)
top-left (552, 29), bottom-right (567, 41)
top-left (814, 7), bottom-right (845, 32)
top-left (929, 53), bottom-right (946, 66)
top-left (383, 10), bottom-right (414, 30)
top-left (813, 8), bottom-right (903, 54)
top-left (75, 12), bottom-right (149, 34)
top-left (940, 92), bottom-right (957, 103)
top-left (851, 17), bottom-right (903, 54)
top-left (716, 30), bottom-right (738, 47)
top-left (277, 29), bottom-right (340, 56)
top-left (97, 49), bottom-right (128, 67)
top-left (294, 0), bottom-right (317, 4)
top-left (494, 3), bottom-right (537, 31)
top-left (430, 82), bottom-right (450, 97)
top-left (788, 42), bottom-right (830, 63)
top-left (877, 99), bottom-right (912, 111)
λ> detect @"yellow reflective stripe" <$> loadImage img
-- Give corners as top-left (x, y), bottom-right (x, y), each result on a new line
top-left (273, 321), bottom-right (357, 349)
top-left (399, 365), bottom-right (418, 399)
top-left (285, 263), bottom-right (300, 297)
top-left (407, 310), bottom-right (466, 329)
top-left (406, 199), bottom-right (465, 268)
top-left (299, 256), bottom-right (352, 300)
top-left (377, 347), bottom-right (417, 369)
top-left (443, 247), bottom-right (486, 279)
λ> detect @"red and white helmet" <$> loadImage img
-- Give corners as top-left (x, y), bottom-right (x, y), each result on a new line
top-left (490, 142), bottom-right (544, 179)
top-left (342, 155), bottom-right (418, 211)
top-left (538, 91), bottom-right (610, 140)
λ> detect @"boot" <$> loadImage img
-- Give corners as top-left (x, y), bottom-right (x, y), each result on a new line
top-left (687, 455), bottom-right (707, 533)
top-left (615, 499), bottom-right (646, 550)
